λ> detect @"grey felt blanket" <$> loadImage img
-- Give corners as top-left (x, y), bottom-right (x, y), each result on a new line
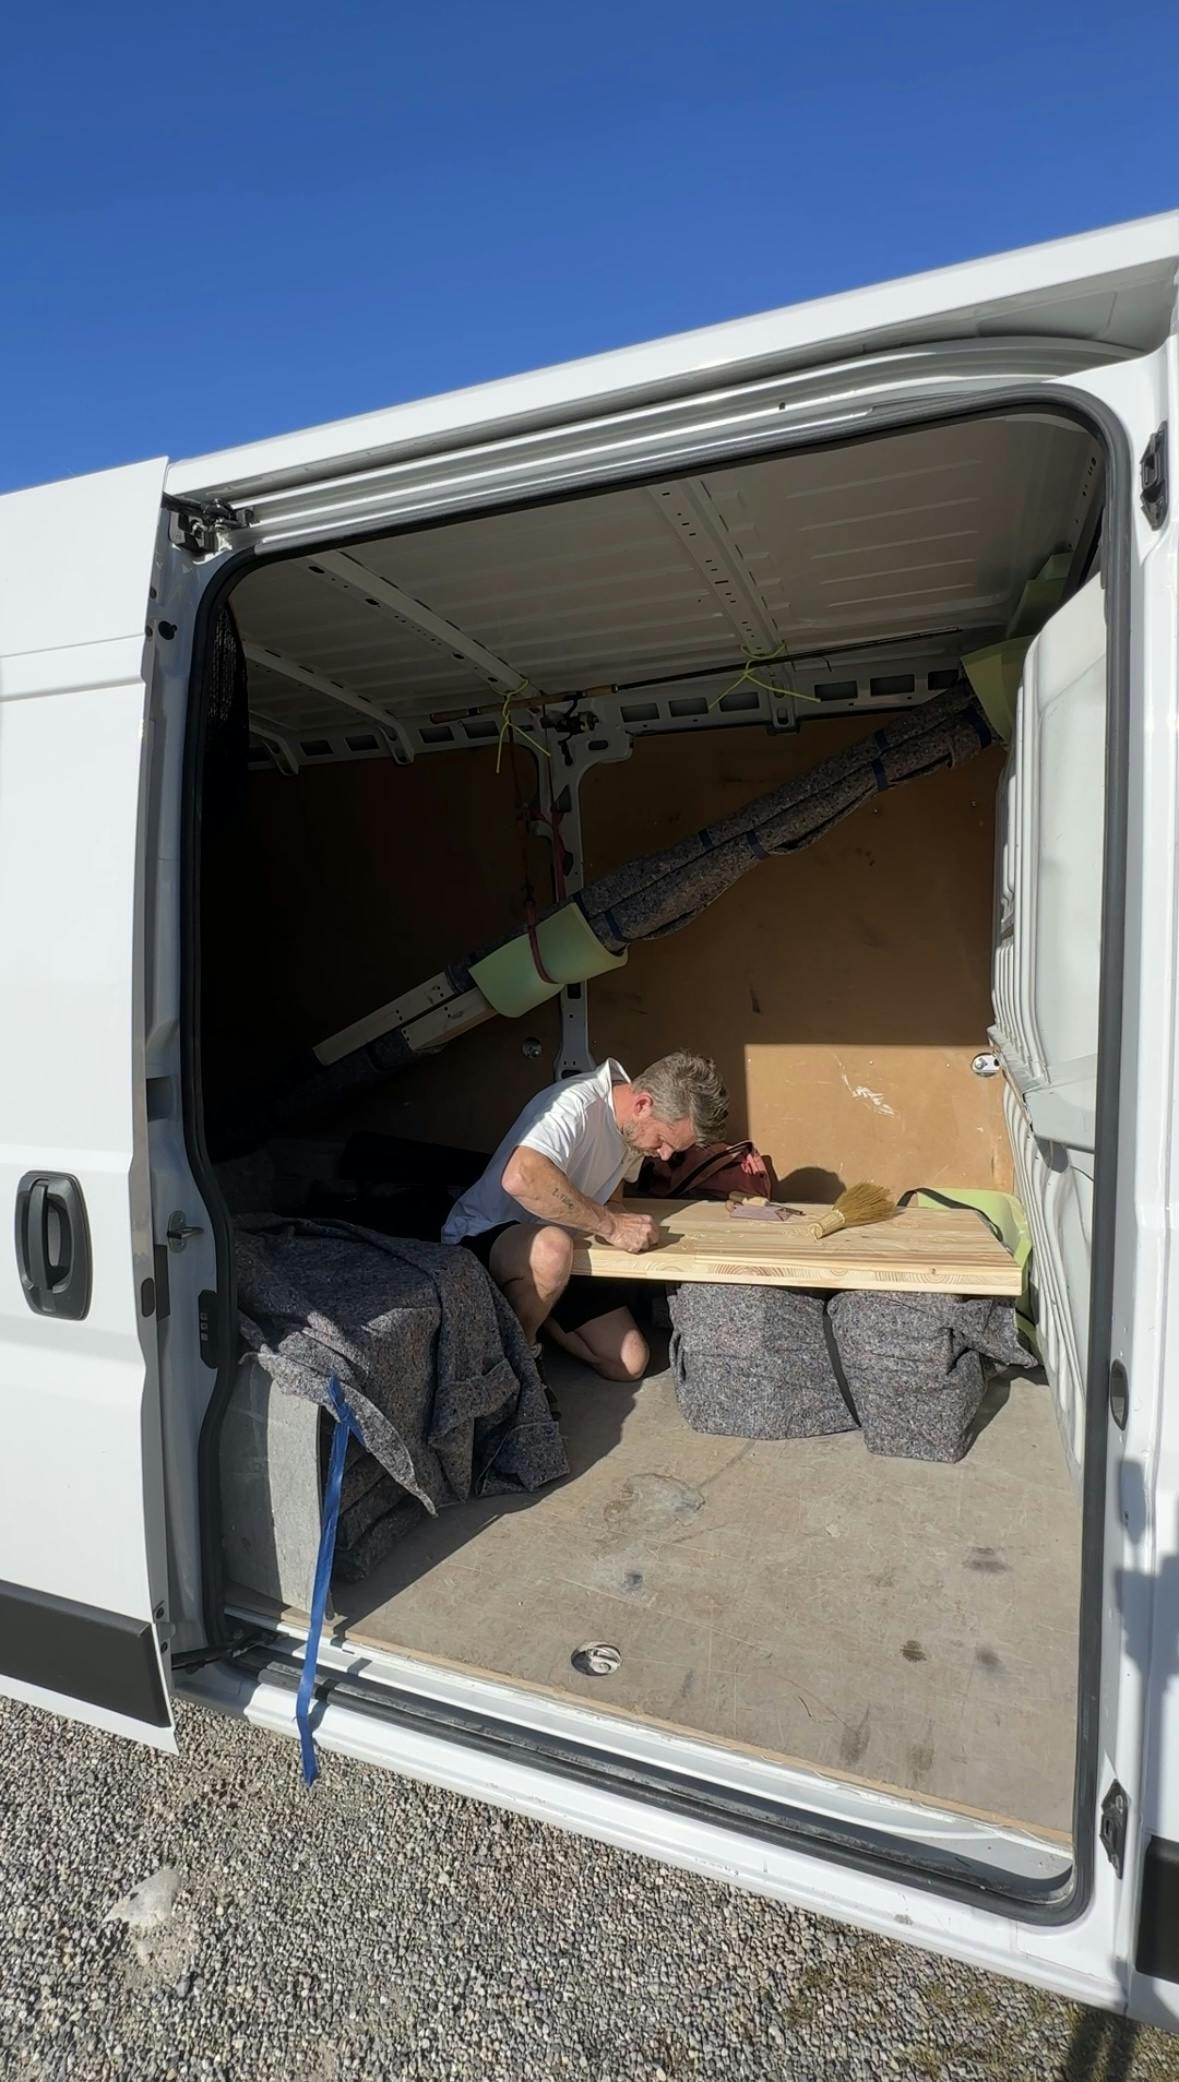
top-left (234, 1216), bottom-right (568, 1518)
top-left (828, 1289), bottom-right (1034, 1462)
top-left (670, 1280), bottom-right (1038, 1461)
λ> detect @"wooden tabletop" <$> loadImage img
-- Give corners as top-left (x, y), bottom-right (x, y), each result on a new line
top-left (570, 1199), bottom-right (1021, 1297)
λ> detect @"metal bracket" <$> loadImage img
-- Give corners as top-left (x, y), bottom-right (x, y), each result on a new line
top-left (166, 1210), bottom-right (204, 1252)
top-left (249, 710), bottom-right (303, 776)
top-left (530, 715), bottom-right (632, 1079)
top-left (164, 496), bottom-right (254, 557)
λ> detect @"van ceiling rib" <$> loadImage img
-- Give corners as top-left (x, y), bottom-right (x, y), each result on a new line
top-left (240, 641), bottom-right (414, 760)
top-left (310, 550), bottom-right (540, 696)
top-left (648, 478), bottom-right (786, 658)
top-left (235, 415), bottom-right (1102, 765)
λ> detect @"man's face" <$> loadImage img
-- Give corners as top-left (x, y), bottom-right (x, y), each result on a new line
top-left (623, 1091), bottom-right (698, 1164)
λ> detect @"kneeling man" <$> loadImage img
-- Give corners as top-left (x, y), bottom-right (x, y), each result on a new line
top-left (443, 1053), bottom-right (727, 1381)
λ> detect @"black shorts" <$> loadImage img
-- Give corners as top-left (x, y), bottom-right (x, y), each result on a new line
top-left (461, 1223), bottom-right (640, 1335)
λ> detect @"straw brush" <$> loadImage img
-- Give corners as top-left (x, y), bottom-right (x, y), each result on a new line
top-left (810, 1183), bottom-right (896, 1240)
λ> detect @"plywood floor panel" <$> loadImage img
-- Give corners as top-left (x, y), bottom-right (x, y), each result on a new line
top-left (335, 1355), bottom-right (1079, 1834)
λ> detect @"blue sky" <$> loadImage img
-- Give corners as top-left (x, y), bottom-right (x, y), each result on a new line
top-left (3, 2), bottom-right (1176, 492)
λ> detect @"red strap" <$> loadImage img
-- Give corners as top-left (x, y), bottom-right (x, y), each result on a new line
top-left (525, 902), bottom-right (557, 987)
top-left (537, 800), bottom-right (568, 904)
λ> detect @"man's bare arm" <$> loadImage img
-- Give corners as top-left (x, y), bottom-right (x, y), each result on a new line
top-left (500, 1148), bottom-right (659, 1252)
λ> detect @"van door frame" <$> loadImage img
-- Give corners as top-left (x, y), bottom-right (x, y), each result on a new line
top-left (173, 379), bottom-right (1133, 1929)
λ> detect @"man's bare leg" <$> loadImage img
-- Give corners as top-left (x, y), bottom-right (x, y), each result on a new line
top-left (545, 1307), bottom-right (649, 1383)
top-left (486, 1223), bottom-right (574, 1343)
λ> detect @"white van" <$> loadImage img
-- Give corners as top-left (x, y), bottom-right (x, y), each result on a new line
top-left (2, 212), bottom-right (1178, 2027)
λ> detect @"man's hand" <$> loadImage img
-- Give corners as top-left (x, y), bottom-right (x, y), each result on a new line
top-left (500, 1146), bottom-right (663, 1252)
top-left (601, 1209), bottom-right (662, 1254)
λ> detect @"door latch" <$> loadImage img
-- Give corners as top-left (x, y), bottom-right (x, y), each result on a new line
top-left (1100, 1780), bottom-right (1129, 1876)
top-left (166, 1210), bottom-right (203, 1252)
top-left (1140, 424), bottom-right (1168, 531)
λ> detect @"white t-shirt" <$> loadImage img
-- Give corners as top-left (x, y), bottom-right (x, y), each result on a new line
top-left (443, 1059), bottom-right (640, 1243)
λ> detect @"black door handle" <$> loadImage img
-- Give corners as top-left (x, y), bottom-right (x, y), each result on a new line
top-left (15, 1173), bottom-right (92, 1320)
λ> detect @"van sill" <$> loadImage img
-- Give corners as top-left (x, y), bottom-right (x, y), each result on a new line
top-left (190, 1621), bottom-right (1075, 1917)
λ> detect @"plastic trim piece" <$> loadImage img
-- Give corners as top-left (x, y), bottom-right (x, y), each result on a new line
top-left (1136, 1836), bottom-right (1179, 1980)
top-left (0, 1578), bottom-right (169, 1727)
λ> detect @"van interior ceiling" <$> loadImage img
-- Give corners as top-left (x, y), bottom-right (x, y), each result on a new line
top-left (197, 405), bottom-right (1105, 1864)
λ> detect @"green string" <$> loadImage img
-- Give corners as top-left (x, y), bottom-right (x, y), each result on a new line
top-left (494, 682), bottom-right (551, 772)
top-left (707, 641), bottom-right (824, 713)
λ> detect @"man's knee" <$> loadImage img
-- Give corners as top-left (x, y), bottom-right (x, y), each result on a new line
top-left (591, 1324), bottom-right (649, 1382)
top-left (617, 1326), bottom-right (650, 1381)
top-left (528, 1225), bottom-right (574, 1295)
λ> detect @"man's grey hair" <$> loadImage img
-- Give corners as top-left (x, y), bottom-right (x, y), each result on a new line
top-left (633, 1052), bottom-right (728, 1141)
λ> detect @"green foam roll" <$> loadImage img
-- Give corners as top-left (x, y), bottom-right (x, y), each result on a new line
top-left (470, 901), bottom-right (628, 1019)
top-left (962, 639), bottom-right (1029, 744)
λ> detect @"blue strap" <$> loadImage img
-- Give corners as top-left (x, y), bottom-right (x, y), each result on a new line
top-left (297, 1375), bottom-right (363, 1787)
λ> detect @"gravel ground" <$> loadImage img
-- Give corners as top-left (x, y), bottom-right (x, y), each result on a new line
top-left (2, 1696), bottom-right (1178, 2082)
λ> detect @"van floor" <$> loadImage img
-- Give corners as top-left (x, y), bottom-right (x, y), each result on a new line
top-left (333, 1353), bottom-right (1080, 1837)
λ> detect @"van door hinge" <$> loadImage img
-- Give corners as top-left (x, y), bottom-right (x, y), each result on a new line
top-left (1140, 425), bottom-right (1168, 530)
top-left (163, 495), bottom-right (255, 556)
top-left (1100, 1780), bottom-right (1129, 1876)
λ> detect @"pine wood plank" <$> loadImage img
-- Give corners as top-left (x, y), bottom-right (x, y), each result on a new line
top-left (571, 1199), bottom-right (1020, 1296)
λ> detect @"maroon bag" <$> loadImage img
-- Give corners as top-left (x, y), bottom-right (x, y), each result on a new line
top-left (637, 1140), bottom-right (778, 1203)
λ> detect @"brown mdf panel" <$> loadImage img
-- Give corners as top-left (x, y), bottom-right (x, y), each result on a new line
top-left (581, 720), bottom-right (1012, 1199)
top-left (225, 744), bottom-right (559, 1147)
top-left (346, 1005), bottom-right (562, 1153)
top-left (218, 715), bottom-right (1010, 1185)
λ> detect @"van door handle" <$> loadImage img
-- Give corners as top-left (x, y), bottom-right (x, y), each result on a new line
top-left (15, 1173), bottom-right (92, 1320)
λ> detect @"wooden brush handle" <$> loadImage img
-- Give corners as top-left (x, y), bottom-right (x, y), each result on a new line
top-left (811, 1209), bottom-right (847, 1239)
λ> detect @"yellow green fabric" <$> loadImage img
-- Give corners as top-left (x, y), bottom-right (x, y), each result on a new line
top-left (470, 902), bottom-right (628, 1019)
top-left (962, 552), bottom-right (1073, 741)
top-left (1007, 551), bottom-right (1071, 639)
top-left (962, 639), bottom-right (1029, 743)
top-left (909, 1187), bottom-right (1038, 1357)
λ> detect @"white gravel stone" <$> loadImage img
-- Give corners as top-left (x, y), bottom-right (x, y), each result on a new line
top-left (0, 1696), bottom-right (1176, 2081)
